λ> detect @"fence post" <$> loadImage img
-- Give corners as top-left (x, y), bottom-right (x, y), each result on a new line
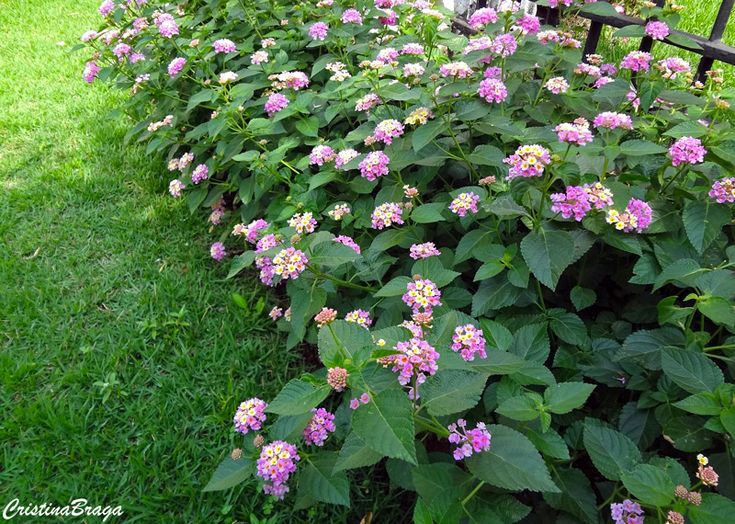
top-left (695, 0), bottom-right (735, 82)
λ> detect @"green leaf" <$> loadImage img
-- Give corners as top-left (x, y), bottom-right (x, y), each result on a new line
top-left (496, 395), bottom-right (540, 421)
top-left (698, 296), bottom-right (735, 327)
top-left (334, 432), bottom-right (383, 473)
top-left (687, 493), bottom-right (735, 524)
top-left (570, 286), bottom-right (596, 312)
top-left (614, 24), bottom-right (646, 38)
top-left (466, 424), bottom-right (559, 492)
top-left (421, 370), bottom-right (488, 416)
top-left (318, 320), bottom-right (373, 367)
top-left (661, 347), bottom-right (724, 394)
top-left (521, 229), bottom-right (575, 290)
top-left (412, 119), bottom-right (445, 152)
top-left (266, 379), bottom-right (331, 416)
top-left (544, 382), bottom-right (596, 415)
top-left (548, 309), bottom-right (588, 346)
top-left (673, 393), bottom-right (721, 416)
top-left (526, 427), bottom-right (569, 460)
top-left (467, 351), bottom-right (526, 375)
top-left (352, 389), bottom-right (417, 464)
top-left (653, 258), bottom-right (703, 291)
top-left (583, 420), bottom-right (641, 481)
top-left (300, 452), bottom-right (350, 506)
top-left (310, 240), bottom-right (360, 267)
top-left (468, 144), bottom-right (505, 167)
top-left (412, 257), bottom-right (460, 287)
top-left (621, 464), bottom-right (675, 506)
top-left (187, 89), bottom-right (215, 111)
top-left (620, 139), bottom-right (667, 156)
top-left (666, 32), bottom-right (703, 50)
top-left (375, 276), bottom-right (411, 297)
top-left (295, 116), bottom-right (320, 137)
top-left (471, 274), bottom-right (522, 316)
top-left (485, 195), bottom-right (530, 219)
top-left (545, 468), bottom-right (597, 524)
top-left (682, 201), bottom-right (730, 254)
top-left (509, 323), bottom-right (549, 364)
top-left (664, 120), bottom-right (709, 138)
top-left (203, 456), bottom-right (252, 492)
top-left (226, 251), bottom-right (256, 279)
top-left (721, 408), bottom-right (735, 440)
top-left (455, 229), bottom-right (491, 263)
top-left (413, 463), bottom-right (472, 523)
top-left (411, 202), bottom-right (447, 223)
top-left (580, 1), bottom-right (621, 16)
top-left (269, 412), bottom-right (313, 441)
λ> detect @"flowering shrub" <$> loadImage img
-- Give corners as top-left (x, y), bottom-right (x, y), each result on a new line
top-left (82, 0), bottom-right (735, 520)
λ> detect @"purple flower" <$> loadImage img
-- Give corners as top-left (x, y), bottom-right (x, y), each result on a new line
top-left (401, 43), bottom-right (424, 55)
top-left (378, 337), bottom-right (439, 390)
top-left (308, 22), bottom-right (329, 41)
top-left (550, 186), bottom-right (592, 221)
top-left (355, 93), bottom-right (381, 112)
top-left (478, 78), bottom-right (508, 104)
top-left (451, 324), bottom-right (487, 361)
top-left (371, 202), bottom-right (403, 229)
top-left (233, 398), bottom-right (268, 434)
top-left (213, 38), bottom-right (236, 54)
top-left (645, 20), bottom-right (670, 40)
top-left (82, 61), bottom-right (100, 83)
top-left (264, 93), bottom-right (289, 117)
top-left (709, 177), bottom-right (735, 203)
top-left (448, 419), bottom-right (491, 460)
top-left (449, 192), bottom-right (480, 217)
top-left (168, 179), bottom-right (185, 198)
top-left (467, 7), bottom-right (497, 29)
top-left (606, 198), bottom-right (652, 233)
top-left (303, 408), bottom-right (336, 446)
top-left (359, 151), bottom-right (390, 181)
top-left (555, 120), bottom-right (593, 146)
top-left (341, 9), bottom-right (363, 24)
top-left (99, 0), bottom-right (115, 17)
top-left (373, 119), bottom-right (404, 145)
top-left (256, 441), bottom-right (300, 499)
top-left (210, 242), bottom-right (226, 261)
top-left (516, 14), bottom-right (540, 35)
top-left (402, 278), bottom-right (441, 314)
top-left (491, 33), bottom-right (517, 57)
top-left (157, 16), bottom-right (179, 38)
top-left (272, 247), bottom-right (308, 280)
top-left (610, 499), bottom-right (644, 524)
top-left (669, 136), bottom-right (707, 166)
top-left (309, 145), bottom-right (336, 166)
top-left (191, 164), bottom-right (209, 184)
top-left (409, 242), bottom-right (441, 260)
top-left (345, 309), bottom-right (372, 327)
top-left (504, 145), bottom-right (551, 180)
top-left (167, 57), bottom-right (186, 77)
top-left (112, 43), bottom-right (131, 60)
top-left (593, 111), bottom-right (633, 130)
top-left (621, 51), bottom-right (652, 72)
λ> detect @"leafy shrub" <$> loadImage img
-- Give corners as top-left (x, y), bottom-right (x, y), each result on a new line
top-left (81, 0), bottom-right (735, 521)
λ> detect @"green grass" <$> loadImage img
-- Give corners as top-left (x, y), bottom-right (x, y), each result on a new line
top-left (0, 1), bottom-right (311, 521)
top-left (596, 0), bottom-right (735, 83)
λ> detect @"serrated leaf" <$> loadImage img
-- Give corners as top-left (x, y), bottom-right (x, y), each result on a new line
top-left (496, 395), bottom-right (539, 421)
top-left (318, 320), bottom-right (373, 367)
top-left (620, 139), bottom-right (667, 156)
top-left (621, 464), bottom-right (675, 506)
top-left (544, 382), bottom-right (596, 414)
top-left (267, 379), bottom-right (331, 415)
top-left (352, 389), bottom-right (417, 464)
top-left (674, 392), bottom-right (722, 416)
top-left (545, 468), bottom-right (597, 523)
top-left (583, 420), bottom-right (641, 481)
top-left (412, 119), bottom-right (445, 152)
top-left (521, 229), bottom-right (575, 290)
top-left (485, 195), bottom-right (530, 219)
top-left (687, 494), bottom-right (735, 524)
top-left (300, 452), bottom-right (350, 506)
top-left (509, 323), bottom-right (549, 364)
top-left (411, 202), bottom-right (447, 223)
top-left (548, 309), bottom-right (588, 346)
top-left (682, 201), bottom-right (730, 254)
top-left (570, 286), bottom-right (596, 311)
top-left (421, 370), bottom-right (488, 416)
top-left (653, 258), bottom-right (703, 291)
top-left (661, 347), bottom-right (724, 394)
top-left (466, 424), bottom-right (559, 492)
top-left (203, 456), bottom-right (253, 492)
top-left (375, 276), bottom-right (412, 297)
top-left (334, 432), bottom-right (384, 473)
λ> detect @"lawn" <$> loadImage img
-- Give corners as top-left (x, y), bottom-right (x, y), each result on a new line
top-left (0, 0), bottom-right (306, 521)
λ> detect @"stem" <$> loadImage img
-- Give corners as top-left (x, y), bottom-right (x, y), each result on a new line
top-left (661, 165), bottom-right (688, 193)
top-left (461, 481), bottom-right (485, 506)
top-left (307, 266), bottom-right (375, 292)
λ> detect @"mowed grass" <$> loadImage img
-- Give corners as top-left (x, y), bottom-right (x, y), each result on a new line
top-left (596, 0), bottom-right (735, 83)
top-left (0, 0), bottom-right (311, 521)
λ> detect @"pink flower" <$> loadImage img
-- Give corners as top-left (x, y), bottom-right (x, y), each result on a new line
top-left (236, 219), bottom-right (269, 243)
top-left (210, 242), bottom-right (226, 261)
top-left (402, 278), bottom-right (441, 314)
top-left (191, 163), bottom-right (209, 184)
top-left (448, 419), bottom-right (492, 460)
top-left (621, 51), bottom-right (653, 72)
top-left (583, 182), bottom-right (614, 209)
top-left (256, 234), bottom-right (279, 253)
top-left (308, 22), bottom-right (329, 41)
top-left (611, 500), bottom-right (644, 524)
top-left (167, 57), bottom-right (186, 77)
top-left (378, 337), bottom-right (439, 390)
top-left (478, 78), bottom-right (508, 103)
top-left (669, 136), bottom-right (707, 166)
top-left (303, 408), bottom-right (336, 446)
top-left (264, 93), bottom-right (289, 117)
top-left (327, 367), bottom-right (348, 391)
top-left (233, 398), bottom-right (268, 434)
top-left (376, 47), bottom-right (399, 64)
top-left (82, 61), bottom-right (100, 83)
top-left (288, 212), bottom-right (317, 234)
top-left (371, 202), bottom-right (403, 229)
top-left (250, 50), bottom-right (268, 65)
top-left (168, 179), bottom-right (185, 198)
top-left (555, 120), bottom-right (593, 146)
top-left (335, 149), bottom-right (359, 169)
top-left (333, 235), bottom-right (361, 254)
top-left (449, 193), bottom-right (480, 217)
top-left (269, 307), bottom-right (283, 320)
top-left (545, 76), bottom-right (569, 94)
top-left (645, 21), bottom-right (670, 40)
top-left (270, 71), bottom-right (309, 90)
top-left (99, 0), bottom-right (115, 17)
top-left (440, 62), bottom-right (473, 79)
top-left (345, 309), bottom-right (372, 327)
top-left (709, 177), bottom-right (735, 203)
top-left (491, 33), bottom-right (517, 57)
top-left (606, 198), bottom-right (652, 233)
top-left (309, 145), bottom-right (336, 166)
top-left (256, 441), bottom-right (299, 499)
top-left (314, 307), bottom-right (337, 327)
top-left (157, 16), bottom-right (179, 38)
top-left (550, 186), bottom-right (592, 221)
top-left (355, 93), bottom-right (381, 112)
top-left (112, 43), bottom-right (131, 60)
top-left (359, 151), bottom-right (390, 181)
top-left (401, 43), bottom-right (425, 55)
top-left (467, 7), bottom-right (497, 28)
top-left (504, 144), bottom-right (551, 180)
top-left (373, 119), bottom-right (404, 145)
top-left (359, 393), bottom-right (370, 404)
top-left (213, 38), bottom-right (237, 54)
top-left (451, 325), bottom-right (487, 361)
top-left (409, 242), bottom-right (441, 260)
top-left (516, 14), bottom-right (540, 35)
top-left (272, 247), bottom-right (308, 280)
top-left (341, 8), bottom-right (363, 24)
top-left (593, 111), bottom-right (633, 130)
top-left (349, 398), bottom-right (360, 410)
